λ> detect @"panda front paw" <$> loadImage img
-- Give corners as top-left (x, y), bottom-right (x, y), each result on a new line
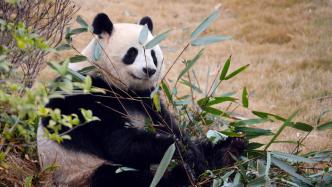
top-left (211, 137), bottom-right (247, 168)
top-left (155, 133), bottom-right (175, 148)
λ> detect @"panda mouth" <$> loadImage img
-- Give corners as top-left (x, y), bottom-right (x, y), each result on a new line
top-left (129, 73), bottom-right (149, 80)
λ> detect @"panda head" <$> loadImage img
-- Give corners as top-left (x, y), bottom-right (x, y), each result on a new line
top-left (75, 13), bottom-right (164, 91)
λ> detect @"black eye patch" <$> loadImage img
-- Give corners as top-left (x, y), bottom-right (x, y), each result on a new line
top-left (122, 47), bottom-right (138, 65)
top-left (151, 50), bottom-right (158, 66)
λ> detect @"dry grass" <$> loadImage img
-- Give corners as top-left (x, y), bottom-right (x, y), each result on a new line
top-left (40, 0), bottom-right (332, 152)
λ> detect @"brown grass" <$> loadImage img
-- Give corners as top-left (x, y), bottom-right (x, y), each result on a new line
top-left (40, 0), bottom-right (332, 152)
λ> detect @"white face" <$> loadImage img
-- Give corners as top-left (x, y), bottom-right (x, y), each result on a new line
top-left (80, 23), bottom-right (164, 91)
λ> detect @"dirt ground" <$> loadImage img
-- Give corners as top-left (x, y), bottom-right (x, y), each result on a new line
top-left (58, 0), bottom-right (332, 152)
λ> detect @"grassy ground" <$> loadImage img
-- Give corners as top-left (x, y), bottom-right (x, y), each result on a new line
top-left (48, 0), bottom-right (331, 152)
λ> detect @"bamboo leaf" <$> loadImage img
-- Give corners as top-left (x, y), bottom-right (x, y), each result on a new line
top-left (317, 121), bottom-right (332, 131)
top-left (191, 9), bottom-right (220, 39)
top-left (225, 64), bottom-right (250, 80)
top-left (55, 43), bottom-right (71, 51)
top-left (139, 24), bottom-right (149, 45)
top-left (191, 35), bottom-right (231, 46)
top-left (76, 15), bottom-right (89, 28)
top-left (220, 56), bottom-right (231, 80)
top-left (152, 92), bottom-right (161, 112)
top-left (145, 30), bottom-right (171, 49)
top-left (288, 122), bottom-right (313, 132)
top-left (271, 151), bottom-right (316, 163)
top-left (69, 55), bottom-right (87, 63)
top-left (176, 49), bottom-right (204, 83)
top-left (161, 81), bottom-right (173, 104)
top-left (242, 87), bottom-right (249, 108)
top-left (150, 143), bottom-right (176, 187)
top-left (271, 157), bottom-right (312, 185)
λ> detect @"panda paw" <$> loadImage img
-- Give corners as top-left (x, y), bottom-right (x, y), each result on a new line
top-left (211, 137), bottom-right (247, 168)
top-left (155, 133), bottom-right (175, 147)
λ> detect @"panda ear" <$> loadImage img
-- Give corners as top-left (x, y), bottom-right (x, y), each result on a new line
top-left (139, 16), bottom-right (153, 32)
top-left (92, 13), bottom-right (113, 36)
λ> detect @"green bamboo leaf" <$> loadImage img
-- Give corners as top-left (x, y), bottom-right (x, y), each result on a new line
top-left (288, 122), bottom-right (313, 132)
top-left (233, 118), bottom-right (269, 127)
top-left (55, 43), bottom-right (71, 51)
top-left (264, 111), bottom-right (298, 151)
top-left (317, 121), bottom-right (332, 131)
top-left (69, 55), bottom-right (87, 63)
top-left (176, 49), bottom-right (204, 83)
top-left (201, 106), bottom-right (230, 117)
top-left (67, 69), bottom-right (85, 81)
top-left (69, 27), bottom-right (88, 36)
top-left (24, 176), bottom-right (33, 187)
top-left (248, 176), bottom-right (266, 187)
top-left (271, 151), bottom-right (316, 163)
top-left (150, 143), bottom-right (176, 187)
top-left (78, 66), bottom-right (96, 74)
top-left (220, 56), bottom-right (231, 80)
top-left (225, 64), bottom-right (250, 80)
top-left (161, 81), bottom-right (173, 104)
top-left (191, 35), bottom-right (231, 46)
top-left (242, 87), bottom-right (249, 108)
top-left (179, 79), bottom-right (203, 93)
top-left (236, 127), bottom-right (273, 139)
top-left (76, 15), bottom-right (89, 28)
top-left (152, 92), bottom-right (161, 112)
top-left (252, 111), bottom-right (286, 121)
top-left (247, 142), bottom-right (264, 150)
top-left (145, 30), bottom-right (171, 49)
top-left (271, 157), bottom-right (312, 185)
top-left (191, 9), bottom-right (220, 39)
top-left (139, 24), bottom-right (149, 45)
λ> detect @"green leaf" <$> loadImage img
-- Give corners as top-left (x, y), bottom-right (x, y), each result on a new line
top-left (150, 143), bottom-right (176, 187)
top-left (24, 176), bottom-right (33, 187)
top-left (264, 111), bottom-right (298, 151)
top-left (152, 92), bottom-right (161, 112)
top-left (225, 64), bottom-right (250, 80)
top-left (205, 96), bottom-right (237, 107)
top-left (288, 122), bottom-right (313, 132)
top-left (247, 142), bottom-right (264, 150)
top-left (76, 16), bottom-right (89, 29)
top-left (248, 176), bottom-right (266, 187)
top-left (317, 121), bottom-right (332, 131)
top-left (176, 49), bottom-right (204, 83)
top-left (179, 79), bottom-right (203, 94)
top-left (191, 35), bottom-right (231, 46)
top-left (242, 87), bottom-right (249, 108)
top-left (145, 30), bottom-right (171, 49)
top-left (56, 43), bottom-right (71, 51)
top-left (191, 9), bottom-right (220, 39)
top-left (78, 66), bottom-right (96, 74)
top-left (69, 27), bottom-right (88, 35)
top-left (69, 55), bottom-right (87, 63)
top-left (236, 127), bottom-right (273, 139)
top-left (139, 24), bottom-right (149, 45)
top-left (252, 111), bottom-right (286, 121)
top-left (161, 81), bottom-right (173, 104)
top-left (271, 157), bottom-right (312, 185)
top-left (271, 151), bottom-right (316, 163)
top-left (220, 56), bottom-right (231, 80)
top-left (232, 118), bottom-right (269, 127)
top-left (67, 69), bottom-right (85, 81)
top-left (201, 106), bottom-right (229, 117)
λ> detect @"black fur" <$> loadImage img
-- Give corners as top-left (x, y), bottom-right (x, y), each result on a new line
top-left (122, 47), bottom-right (138, 65)
top-left (42, 76), bottom-right (246, 187)
top-left (151, 50), bottom-right (158, 66)
top-left (139, 16), bottom-right (153, 32)
top-left (92, 13), bottom-right (113, 36)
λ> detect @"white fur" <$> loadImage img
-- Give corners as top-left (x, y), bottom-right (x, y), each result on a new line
top-left (69, 23), bottom-right (164, 91)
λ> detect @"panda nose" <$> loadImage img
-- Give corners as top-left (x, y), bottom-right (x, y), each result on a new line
top-left (143, 68), bottom-right (156, 77)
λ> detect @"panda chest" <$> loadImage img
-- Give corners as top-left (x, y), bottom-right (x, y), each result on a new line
top-left (126, 110), bottom-right (151, 129)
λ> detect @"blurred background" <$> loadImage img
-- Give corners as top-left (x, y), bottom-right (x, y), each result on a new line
top-left (62, 0), bottom-right (332, 152)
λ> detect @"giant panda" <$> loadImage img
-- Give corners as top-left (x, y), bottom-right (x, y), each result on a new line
top-left (37, 13), bottom-right (246, 187)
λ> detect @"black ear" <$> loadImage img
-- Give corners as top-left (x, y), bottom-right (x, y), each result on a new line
top-left (139, 16), bottom-right (153, 32)
top-left (92, 13), bottom-right (113, 36)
